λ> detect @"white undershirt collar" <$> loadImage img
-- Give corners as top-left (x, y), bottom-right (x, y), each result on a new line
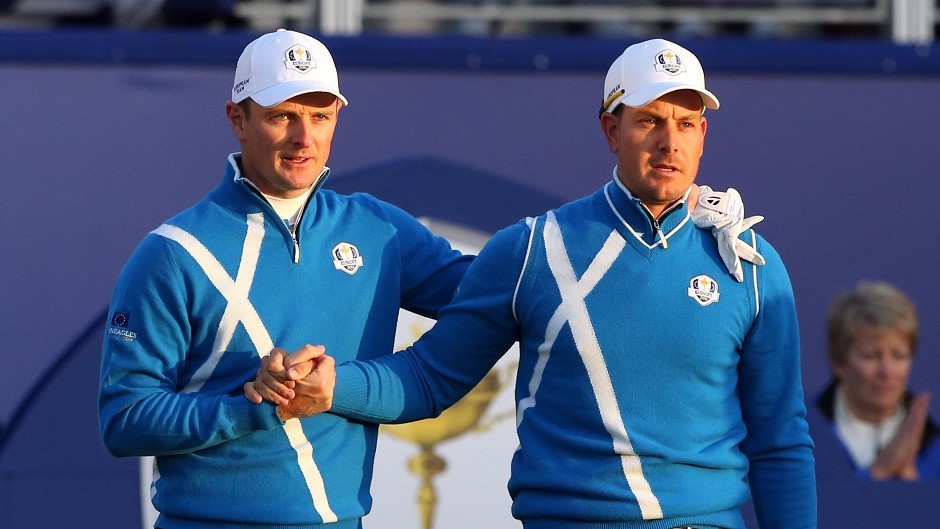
top-left (261, 186), bottom-right (314, 232)
top-left (833, 385), bottom-right (906, 468)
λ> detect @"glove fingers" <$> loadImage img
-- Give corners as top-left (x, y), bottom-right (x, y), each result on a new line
top-left (733, 241), bottom-right (767, 266)
top-left (740, 215), bottom-right (764, 232)
top-left (725, 252), bottom-right (744, 282)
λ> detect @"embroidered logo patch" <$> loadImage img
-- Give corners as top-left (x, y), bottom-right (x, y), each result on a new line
top-left (687, 275), bottom-right (720, 306)
top-left (108, 311), bottom-right (138, 341)
top-left (284, 45), bottom-right (316, 73)
top-left (654, 49), bottom-right (686, 76)
top-left (332, 242), bottom-right (363, 275)
top-left (111, 312), bottom-right (129, 327)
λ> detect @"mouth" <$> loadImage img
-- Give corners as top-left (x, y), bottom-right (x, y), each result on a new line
top-left (282, 155), bottom-right (312, 166)
top-left (652, 163), bottom-right (680, 176)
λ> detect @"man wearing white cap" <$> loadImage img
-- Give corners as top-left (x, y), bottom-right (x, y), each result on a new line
top-left (98, 29), bottom-right (473, 529)
top-left (275, 38), bottom-right (816, 528)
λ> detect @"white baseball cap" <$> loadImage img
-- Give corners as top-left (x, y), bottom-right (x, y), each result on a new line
top-left (232, 29), bottom-right (348, 108)
top-left (600, 38), bottom-right (718, 116)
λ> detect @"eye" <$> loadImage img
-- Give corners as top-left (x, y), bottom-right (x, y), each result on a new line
top-left (892, 348), bottom-right (913, 361)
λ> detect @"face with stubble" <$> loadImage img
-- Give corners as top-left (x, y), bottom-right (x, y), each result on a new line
top-left (600, 89), bottom-right (707, 218)
top-left (226, 91), bottom-right (341, 198)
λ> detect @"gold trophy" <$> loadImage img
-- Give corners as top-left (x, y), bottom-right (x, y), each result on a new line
top-left (382, 325), bottom-right (515, 529)
top-left (382, 220), bottom-right (515, 529)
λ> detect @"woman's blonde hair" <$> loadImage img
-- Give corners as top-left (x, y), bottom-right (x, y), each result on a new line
top-left (826, 281), bottom-right (918, 364)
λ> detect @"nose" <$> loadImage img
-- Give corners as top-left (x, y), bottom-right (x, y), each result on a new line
top-left (875, 356), bottom-right (901, 379)
top-left (657, 128), bottom-right (678, 154)
top-left (290, 120), bottom-right (315, 149)
top-left (875, 357), bottom-right (890, 377)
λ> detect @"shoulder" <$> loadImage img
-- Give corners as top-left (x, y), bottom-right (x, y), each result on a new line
top-left (552, 188), bottom-right (607, 219)
top-left (114, 230), bottom-right (186, 294)
top-left (486, 218), bottom-right (536, 254)
top-left (158, 192), bottom-right (235, 234)
top-left (316, 189), bottom-right (421, 226)
top-left (749, 231), bottom-right (791, 281)
top-left (317, 189), bottom-right (391, 210)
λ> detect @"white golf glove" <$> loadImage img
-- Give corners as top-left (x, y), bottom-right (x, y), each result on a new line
top-left (691, 185), bottom-right (766, 282)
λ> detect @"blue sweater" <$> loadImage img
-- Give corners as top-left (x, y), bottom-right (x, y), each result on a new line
top-left (98, 154), bottom-right (471, 529)
top-left (332, 177), bottom-right (817, 529)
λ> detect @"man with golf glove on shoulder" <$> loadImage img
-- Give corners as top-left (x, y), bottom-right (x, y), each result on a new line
top-left (252, 38), bottom-right (815, 529)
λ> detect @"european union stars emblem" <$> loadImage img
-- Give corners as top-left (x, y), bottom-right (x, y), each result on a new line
top-left (111, 312), bottom-right (129, 327)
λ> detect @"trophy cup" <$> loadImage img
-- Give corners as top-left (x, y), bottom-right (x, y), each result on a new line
top-left (381, 219), bottom-right (515, 529)
top-left (382, 327), bottom-right (515, 529)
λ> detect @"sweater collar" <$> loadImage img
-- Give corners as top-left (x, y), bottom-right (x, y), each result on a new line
top-left (602, 166), bottom-right (693, 248)
top-left (212, 153), bottom-right (331, 217)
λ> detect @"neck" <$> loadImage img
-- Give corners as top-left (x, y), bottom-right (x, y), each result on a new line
top-left (839, 386), bottom-right (901, 423)
top-left (613, 176), bottom-right (692, 220)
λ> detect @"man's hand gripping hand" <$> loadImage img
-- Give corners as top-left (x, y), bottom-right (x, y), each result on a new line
top-left (244, 344), bottom-right (335, 421)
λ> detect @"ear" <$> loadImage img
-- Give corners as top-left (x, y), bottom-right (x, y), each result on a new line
top-left (698, 115), bottom-right (708, 158)
top-left (600, 112), bottom-right (619, 154)
top-left (226, 101), bottom-right (248, 142)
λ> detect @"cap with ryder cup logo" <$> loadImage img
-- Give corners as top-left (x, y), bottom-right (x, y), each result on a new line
top-left (599, 38), bottom-right (718, 117)
top-left (232, 28), bottom-right (348, 108)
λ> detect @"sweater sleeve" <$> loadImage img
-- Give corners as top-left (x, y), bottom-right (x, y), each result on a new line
top-left (380, 200), bottom-right (475, 319)
top-left (98, 235), bottom-right (282, 458)
top-left (331, 221), bottom-right (530, 422)
top-left (738, 235), bottom-right (817, 528)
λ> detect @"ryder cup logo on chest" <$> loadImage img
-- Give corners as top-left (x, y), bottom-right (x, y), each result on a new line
top-left (284, 45), bottom-right (316, 73)
top-left (688, 274), bottom-right (720, 307)
top-left (332, 242), bottom-right (364, 275)
top-left (654, 49), bottom-right (686, 75)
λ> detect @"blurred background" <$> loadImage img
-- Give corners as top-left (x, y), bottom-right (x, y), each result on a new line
top-left (0, 0), bottom-right (936, 43)
top-left (0, 1), bottom-right (938, 528)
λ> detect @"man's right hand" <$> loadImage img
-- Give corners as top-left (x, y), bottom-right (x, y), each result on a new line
top-left (243, 344), bottom-right (336, 420)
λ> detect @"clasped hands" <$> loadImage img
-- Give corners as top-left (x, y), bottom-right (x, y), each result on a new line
top-left (869, 391), bottom-right (932, 481)
top-left (243, 344), bottom-right (336, 421)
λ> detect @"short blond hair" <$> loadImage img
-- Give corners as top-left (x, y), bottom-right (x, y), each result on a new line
top-left (826, 281), bottom-right (918, 364)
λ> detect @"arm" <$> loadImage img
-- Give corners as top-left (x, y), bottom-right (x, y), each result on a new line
top-left (243, 202), bottom-right (472, 409)
top-left (737, 237), bottom-right (817, 528)
top-left (329, 221), bottom-right (530, 423)
top-left (382, 201), bottom-right (475, 319)
top-left (98, 236), bottom-right (282, 458)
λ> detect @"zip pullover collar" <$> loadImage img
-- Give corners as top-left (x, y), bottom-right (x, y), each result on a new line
top-left (603, 166), bottom-right (693, 249)
top-left (211, 153), bottom-right (331, 263)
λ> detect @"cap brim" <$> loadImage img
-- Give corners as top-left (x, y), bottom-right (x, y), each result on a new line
top-left (620, 81), bottom-right (719, 111)
top-left (250, 80), bottom-right (348, 108)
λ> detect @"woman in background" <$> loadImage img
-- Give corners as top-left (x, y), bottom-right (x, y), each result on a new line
top-left (812, 281), bottom-right (940, 481)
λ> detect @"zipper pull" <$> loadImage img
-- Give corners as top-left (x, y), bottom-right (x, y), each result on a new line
top-left (652, 218), bottom-right (668, 249)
